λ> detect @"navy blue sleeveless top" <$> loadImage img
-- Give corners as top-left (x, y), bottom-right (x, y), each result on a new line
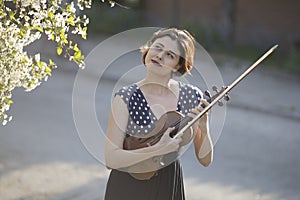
top-left (115, 82), bottom-right (203, 137)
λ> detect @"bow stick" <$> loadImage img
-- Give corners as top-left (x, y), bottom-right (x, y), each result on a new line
top-left (175, 44), bottom-right (278, 138)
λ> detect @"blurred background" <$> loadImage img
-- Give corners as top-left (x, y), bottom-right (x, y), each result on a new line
top-left (85, 0), bottom-right (300, 73)
top-left (1, 1), bottom-right (300, 200)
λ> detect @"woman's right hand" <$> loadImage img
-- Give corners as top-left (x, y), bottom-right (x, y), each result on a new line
top-left (155, 127), bottom-right (182, 155)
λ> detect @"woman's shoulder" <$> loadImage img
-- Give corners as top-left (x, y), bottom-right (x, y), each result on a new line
top-left (114, 83), bottom-right (140, 106)
top-left (176, 81), bottom-right (203, 114)
top-left (178, 81), bottom-right (203, 98)
top-left (115, 84), bottom-right (138, 97)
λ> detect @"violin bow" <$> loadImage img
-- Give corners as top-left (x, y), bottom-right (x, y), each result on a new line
top-left (175, 44), bottom-right (278, 138)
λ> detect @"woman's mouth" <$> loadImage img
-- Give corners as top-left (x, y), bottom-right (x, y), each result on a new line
top-left (151, 59), bottom-right (162, 67)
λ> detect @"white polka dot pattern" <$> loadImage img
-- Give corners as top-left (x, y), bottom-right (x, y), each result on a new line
top-left (115, 83), bottom-right (203, 136)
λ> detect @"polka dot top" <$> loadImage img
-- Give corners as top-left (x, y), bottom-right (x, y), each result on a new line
top-left (115, 82), bottom-right (203, 137)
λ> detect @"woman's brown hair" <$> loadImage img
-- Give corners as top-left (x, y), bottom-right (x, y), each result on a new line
top-left (140, 28), bottom-right (195, 76)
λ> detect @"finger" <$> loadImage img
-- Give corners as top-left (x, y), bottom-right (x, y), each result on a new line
top-left (197, 110), bottom-right (209, 119)
top-left (200, 99), bottom-right (209, 106)
top-left (187, 112), bottom-right (196, 118)
top-left (189, 108), bottom-right (200, 116)
top-left (174, 130), bottom-right (184, 139)
top-left (172, 135), bottom-right (181, 143)
top-left (163, 127), bottom-right (175, 138)
top-left (166, 127), bottom-right (175, 133)
top-left (187, 113), bottom-right (192, 118)
top-left (192, 108), bottom-right (200, 114)
top-left (175, 138), bottom-right (182, 146)
top-left (196, 105), bottom-right (204, 113)
top-left (197, 100), bottom-right (210, 112)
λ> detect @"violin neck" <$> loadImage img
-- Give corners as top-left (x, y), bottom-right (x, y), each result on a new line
top-left (169, 115), bottom-right (193, 137)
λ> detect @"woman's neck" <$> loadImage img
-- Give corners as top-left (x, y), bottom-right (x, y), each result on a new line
top-left (138, 72), bottom-right (176, 95)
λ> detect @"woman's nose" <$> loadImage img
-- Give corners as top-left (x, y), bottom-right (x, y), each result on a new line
top-left (156, 51), bottom-right (164, 60)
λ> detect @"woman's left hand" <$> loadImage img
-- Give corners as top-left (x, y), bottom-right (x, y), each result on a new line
top-left (187, 99), bottom-right (209, 133)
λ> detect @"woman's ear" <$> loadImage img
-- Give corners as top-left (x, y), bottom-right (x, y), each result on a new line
top-left (172, 65), bottom-right (182, 77)
top-left (175, 64), bottom-right (181, 71)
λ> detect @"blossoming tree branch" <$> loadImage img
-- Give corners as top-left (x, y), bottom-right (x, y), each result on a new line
top-left (0, 0), bottom-right (115, 125)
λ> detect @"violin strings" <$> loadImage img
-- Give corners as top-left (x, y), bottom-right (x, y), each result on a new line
top-left (148, 116), bottom-right (192, 145)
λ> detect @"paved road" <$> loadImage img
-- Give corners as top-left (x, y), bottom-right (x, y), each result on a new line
top-left (0, 34), bottom-right (300, 200)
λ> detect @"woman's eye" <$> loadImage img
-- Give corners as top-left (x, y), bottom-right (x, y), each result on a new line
top-left (155, 45), bottom-right (162, 50)
top-left (167, 53), bottom-right (174, 59)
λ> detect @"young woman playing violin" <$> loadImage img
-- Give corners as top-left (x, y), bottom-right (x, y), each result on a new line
top-left (104, 28), bottom-right (213, 200)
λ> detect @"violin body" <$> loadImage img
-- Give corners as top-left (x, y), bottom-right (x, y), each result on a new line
top-left (123, 111), bottom-right (193, 180)
top-left (123, 111), bottom-right (193, 150)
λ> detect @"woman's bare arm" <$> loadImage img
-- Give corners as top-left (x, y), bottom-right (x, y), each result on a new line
top-left (105, 95), bottom-right (181, 170)
top-left (188, 99), bottom-right (214, 167)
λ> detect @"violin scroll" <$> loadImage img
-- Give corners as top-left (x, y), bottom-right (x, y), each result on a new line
top-left (204, 85), bottom-right (230, 107)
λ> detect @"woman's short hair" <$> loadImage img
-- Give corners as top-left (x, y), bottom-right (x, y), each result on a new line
top-left (140, 28), bottom-right (195, 76)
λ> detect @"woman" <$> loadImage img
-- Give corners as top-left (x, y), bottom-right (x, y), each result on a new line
top-left (104, 28), bottom-right (213, 200)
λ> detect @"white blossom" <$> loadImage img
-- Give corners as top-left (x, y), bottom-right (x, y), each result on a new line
top-left (0, 0), bottom-right (112, 125)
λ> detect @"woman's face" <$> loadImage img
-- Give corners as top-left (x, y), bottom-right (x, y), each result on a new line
top-left (145, 36), bottom-right (181, 76)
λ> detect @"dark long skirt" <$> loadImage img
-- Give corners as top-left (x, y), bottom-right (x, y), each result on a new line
top-left (104, 161), bottom-right (185, 200)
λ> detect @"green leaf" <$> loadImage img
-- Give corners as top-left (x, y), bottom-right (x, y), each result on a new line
top-left (49, 59), bottom-right (55, 67)
top-left (67, 16), bottom-right (75, 26)
top-left (66, 4), bottom-right (71, 12)
top-left (57, 47), bottom-right (62, 55)
top-left (20, 29), bottom-right (26, 38)
top-left (9, 11), bottom-right (16, 20)
top-left (37, 61), bottom-right (45, 68)
top-left (48, 11), bottom-right (54, 20)
top-left (7, 100), bottom-right (13, 105)
top-left (73, 44), bottom-right (79, 52)
top-left (82, 27), bottom-right (87, 39)
top-left (33, 26), bottom-right (43, 32)
top-left (74, 51), bottom-right (81, 60)
top-left (45, 67), bottom-right (52, 76)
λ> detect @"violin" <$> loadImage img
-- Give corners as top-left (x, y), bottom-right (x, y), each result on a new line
top-left (122, 86), bottom-right (227, 180)
top-left (122, 45), bottom-right (278, 180)
top-left (123, 86), bottom-right (228, 150)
